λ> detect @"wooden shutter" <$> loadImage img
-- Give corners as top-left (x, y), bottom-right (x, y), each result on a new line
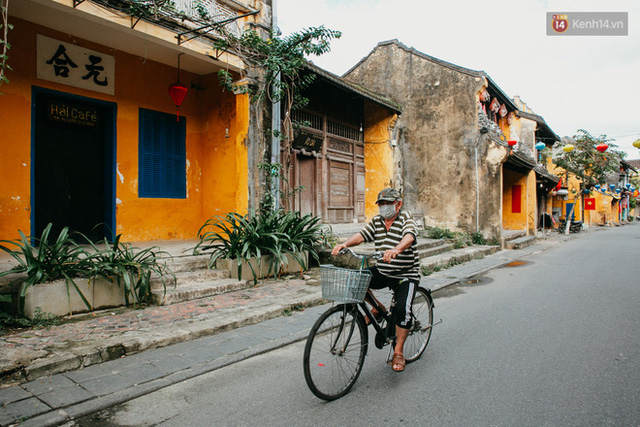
top-left (139, 109), bottom-right (186, 198)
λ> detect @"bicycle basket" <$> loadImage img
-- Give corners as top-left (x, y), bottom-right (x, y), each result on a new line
top-left (320, 265), bottom-right (373, 303)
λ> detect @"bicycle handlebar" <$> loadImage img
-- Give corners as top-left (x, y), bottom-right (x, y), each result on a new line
top-left (338, 247), bottom-right (384, 260)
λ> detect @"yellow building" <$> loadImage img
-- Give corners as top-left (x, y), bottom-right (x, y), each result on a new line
top-left (1, 0), bottom-right (267, 242)
top-left (1, 1), bottom-right (400, 243)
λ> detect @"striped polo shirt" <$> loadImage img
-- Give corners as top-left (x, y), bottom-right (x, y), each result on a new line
top-left (360, 210), bottom-right (420, 282)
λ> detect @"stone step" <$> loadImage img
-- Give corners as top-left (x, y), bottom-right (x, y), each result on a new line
top-left (420, 245), bottom-right (500, 273)
top-left (418, 243), bottom-right (454, 259)
top-left (501, 230), bottom-right (526, 248)
top-left (150, 268), bottom-right (230, 290)
top-left (151, 277), bottom-right (251, 305)
top-left (157, 252), bottom-right (211, 274)
top-left (505, 236), bottom-right (537, 250)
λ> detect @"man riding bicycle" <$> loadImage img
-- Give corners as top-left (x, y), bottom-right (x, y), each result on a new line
top-left (331, 188), bottom-right (420, 372)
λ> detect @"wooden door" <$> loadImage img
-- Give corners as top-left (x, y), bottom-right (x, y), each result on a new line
top-left (297, 155), bottom-right (316, 216)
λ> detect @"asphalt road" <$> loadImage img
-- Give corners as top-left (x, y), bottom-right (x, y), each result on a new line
top-left (68, 224), bottom-right (640, 426)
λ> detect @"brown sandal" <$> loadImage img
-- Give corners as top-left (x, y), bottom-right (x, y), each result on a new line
top-left (391, 353), bottom-right (405, 372)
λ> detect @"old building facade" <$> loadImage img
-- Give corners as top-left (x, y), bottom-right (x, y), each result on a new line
top-left (344, 40), bottom-right (552, 239)
top-left (1, 0), bottom-right (275, 241)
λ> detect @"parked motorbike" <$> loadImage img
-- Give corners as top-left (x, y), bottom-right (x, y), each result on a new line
top-left (558, 219), bottom-right (583, 233)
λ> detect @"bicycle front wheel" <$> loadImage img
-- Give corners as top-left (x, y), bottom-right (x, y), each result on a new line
top-left (303, 304), bottom-right (368, 401)
top-left (404, 287), bottom-right (434, 363)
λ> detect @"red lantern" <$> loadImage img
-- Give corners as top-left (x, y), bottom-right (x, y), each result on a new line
top-left (596, 143), bottom-right (609, 152)
top-left (507, 140), bottom-right (518, 147)
top-left (169, 82), bottom-right (188, 122)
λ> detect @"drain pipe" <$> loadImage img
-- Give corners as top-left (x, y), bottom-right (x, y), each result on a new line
top-left (270, 0), bottom-right (281, 209)
top-left (475, 128), bottom-right (488, 233)
top-left (475, 145), bottom-right (480, 233)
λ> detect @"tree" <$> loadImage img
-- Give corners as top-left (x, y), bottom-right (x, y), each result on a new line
top-left (213, 26), bottom-right (341, 209)
top-left (553, 129), bottom-right (625, 232)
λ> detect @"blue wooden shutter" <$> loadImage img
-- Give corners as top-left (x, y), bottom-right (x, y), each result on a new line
top-left (139, 109), bottom-right (186, 198)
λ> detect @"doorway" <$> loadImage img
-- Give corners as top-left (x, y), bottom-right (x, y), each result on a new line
top-left (32, 87), bottom-right (116, 241)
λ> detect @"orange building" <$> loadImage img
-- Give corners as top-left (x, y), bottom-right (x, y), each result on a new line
top-left (1, 1), bottom-right (400, 243)
top-left (0, 0), bottom-right (269, 242)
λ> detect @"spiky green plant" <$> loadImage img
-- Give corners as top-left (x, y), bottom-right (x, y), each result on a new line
top-left (194, 210), bottom-right (323, 284)
top-left (0, 223), bottom-right (93, 312)
top-left (84, 234), bottom-right (175, 306)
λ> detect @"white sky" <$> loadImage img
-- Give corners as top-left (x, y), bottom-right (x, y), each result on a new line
top-left (277, 0), bottom-right (640, 159)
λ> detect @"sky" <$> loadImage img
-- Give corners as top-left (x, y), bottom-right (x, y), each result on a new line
top-left (277, 0), bottom-right (640, 160)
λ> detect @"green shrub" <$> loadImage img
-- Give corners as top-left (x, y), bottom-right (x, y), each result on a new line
top-left (471, 232), bottom-right (486, 245)
top-left (424, 226), bottom-right (456, 239)
top-left (194, 210), bottom-right (324, 284)
top-left (451, 233), bottom-right (470, 249)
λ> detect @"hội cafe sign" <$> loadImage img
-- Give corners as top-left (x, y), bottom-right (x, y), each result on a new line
top-left (37, 34), bottom-right (115, 95)
top-left (47, 100), bottom-right (100, 128)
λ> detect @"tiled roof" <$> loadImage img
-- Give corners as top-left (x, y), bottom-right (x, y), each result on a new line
top-left (305, 62), bottom-right (402, 114)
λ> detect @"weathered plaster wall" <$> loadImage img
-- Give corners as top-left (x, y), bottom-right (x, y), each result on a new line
top-left (346, 42), bottom-right (505, 237)
top-left (363, 101), bottom-right (396, 219)
top-left (0, 18), bottom-right (249, 241)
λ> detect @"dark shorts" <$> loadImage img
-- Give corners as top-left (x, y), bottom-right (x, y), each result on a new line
top-left (367, 266), bottom-right (418, 329)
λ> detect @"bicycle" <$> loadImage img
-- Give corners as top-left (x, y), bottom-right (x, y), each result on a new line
top-left (303, 248), bottom-right (437, 401)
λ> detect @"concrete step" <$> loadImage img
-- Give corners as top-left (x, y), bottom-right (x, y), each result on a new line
top-left (158, 252), bottom-right (211, 274)
top-left (420, 245), bottom-right (500, 273)
top-left (501, 230), bottom-right (526, 248)
top-left (418, 243), bottom-right (454, 259)
top-left (150, 268), bottom-right (230, 290)
top-left (151, 277), bottom-right (251, 305)
top-left (505, 236), bottom-right (537, 250)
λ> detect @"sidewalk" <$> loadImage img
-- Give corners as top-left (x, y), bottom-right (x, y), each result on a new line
top-left (0, 230), bottom-right (585, 426)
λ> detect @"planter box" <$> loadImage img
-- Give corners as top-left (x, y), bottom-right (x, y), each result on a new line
top-left (20, 277), bottom-right (126, 319)
top-left (216, 252), bottom-right (309, 281)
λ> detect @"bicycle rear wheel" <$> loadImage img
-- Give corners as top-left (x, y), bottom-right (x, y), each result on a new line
top-left (404, 287), bottom-right (434, 363)
top-left (303, 304), bottom-right (368, 401)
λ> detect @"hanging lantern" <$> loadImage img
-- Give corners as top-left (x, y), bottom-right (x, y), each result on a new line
top-left (609, 184), bottom-right (616, 190)
top-left (633, 139), bottom-right (640, 149)
top-left (169, 82), bottom-right (188, 121)
top-left (595, 184), bottom-right (601, 190)
top-left (625, 183), bottom-right (631, 189)
top-left (535, 142), bottom-right (546, 151)
top-left (169, 53), bottom-right (188, 122)
top-left (563, 144), bottom-right (574, 152)
top-left (507, 140), bottom-right (518, 147)
top-left (596, 143), bottom-right (609, 152)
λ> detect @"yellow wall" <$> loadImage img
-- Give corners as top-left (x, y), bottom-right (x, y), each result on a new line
top-left (0, 19), bottom-right (249, 241)
top-left (547, 158), bottom-right (587, 223)
top-left (363, 103), bottom-right (396, 220)
top-left (502, 168), bottom-right (535, 233)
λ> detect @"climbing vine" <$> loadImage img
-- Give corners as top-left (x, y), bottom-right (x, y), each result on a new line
top-left (0, 0), bottom-right (12, 92)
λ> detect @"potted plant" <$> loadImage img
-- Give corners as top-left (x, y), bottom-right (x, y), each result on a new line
top-left (194, 210), bottom-right (323, 284)
top-left (0, 224), bottom-right (174, 318)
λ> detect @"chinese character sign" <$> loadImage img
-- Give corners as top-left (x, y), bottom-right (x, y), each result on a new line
top-left (37, 34), bottom-right (115, 95)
